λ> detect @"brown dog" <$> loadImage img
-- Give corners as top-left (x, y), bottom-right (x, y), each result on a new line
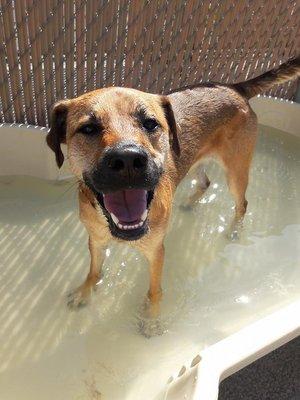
top-left (47, 57), bottom-right (299, 335)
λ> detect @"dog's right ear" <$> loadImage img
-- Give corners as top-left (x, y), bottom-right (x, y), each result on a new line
top-left (160, 96), bottom-right (180, 157)
top-left (46, 100), bottom-right (71, 168)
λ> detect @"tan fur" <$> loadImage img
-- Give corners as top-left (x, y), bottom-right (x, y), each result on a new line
top-left (233, 56), bottom-right (300, 99)
top-left (46, 59), bottom-right (299, 335)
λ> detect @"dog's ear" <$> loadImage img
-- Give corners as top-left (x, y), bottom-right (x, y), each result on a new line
top-left (161, 96), bottom-right (180, 157)
top-left (46, 100), bottom-right (71, 168)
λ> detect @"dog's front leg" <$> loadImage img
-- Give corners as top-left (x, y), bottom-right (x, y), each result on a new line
top-left (146, 243), bottom-right (164, 319)
top-left (67, 236), bottom-right (106, 308)
top-left (136, 236), bottom-right (166, 337)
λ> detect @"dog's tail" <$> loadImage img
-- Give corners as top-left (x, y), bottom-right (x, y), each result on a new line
top-left (233, 56), bottom-right (300, 99)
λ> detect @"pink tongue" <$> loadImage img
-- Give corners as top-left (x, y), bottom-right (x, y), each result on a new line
top-left (103, 189), bottom-right (147, 223)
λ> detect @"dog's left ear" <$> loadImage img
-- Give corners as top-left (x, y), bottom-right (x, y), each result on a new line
top-left (46, 99), bottom-right (71, 168)
top-left (161, 96), bottom-right (180, 157)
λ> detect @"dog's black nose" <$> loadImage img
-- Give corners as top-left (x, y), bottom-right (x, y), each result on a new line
top-left (105, 144), bottom-right (148, 176)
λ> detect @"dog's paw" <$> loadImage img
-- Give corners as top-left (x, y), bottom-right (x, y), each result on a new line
top-left (137, 298), bottom-right (167, 337)
top-left (225, 228), bottom-right (240, 241)
top-left (138, 317), bottom-right (166, 338)
top-left (225, 219), bottom-right (244, 241)
top-left (67, 284), bottom-right (93, 309)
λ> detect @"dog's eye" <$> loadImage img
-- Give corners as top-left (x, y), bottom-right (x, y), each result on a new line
top-left (142, 118), bottom-right (159, 132)
top-left (79, 124), bottom-right (99, 136)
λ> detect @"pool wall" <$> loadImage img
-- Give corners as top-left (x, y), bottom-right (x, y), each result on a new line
top-left (1, 96), bottom-right (299, 180)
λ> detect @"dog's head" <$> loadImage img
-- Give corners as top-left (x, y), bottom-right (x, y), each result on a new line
top-left (47, 87), bottom-right (179, 241)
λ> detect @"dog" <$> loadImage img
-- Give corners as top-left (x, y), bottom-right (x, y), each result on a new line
top-left (47, 57), bottom-right (299, 335)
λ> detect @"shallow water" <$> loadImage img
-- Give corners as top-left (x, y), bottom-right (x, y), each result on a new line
top-left (0, 125), bottom-right (299, 400)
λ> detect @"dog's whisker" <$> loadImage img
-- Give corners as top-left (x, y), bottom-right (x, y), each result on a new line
top-left (54, 179), bottom-right (80, 201)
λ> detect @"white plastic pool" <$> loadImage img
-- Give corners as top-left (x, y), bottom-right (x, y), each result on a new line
top-left (0, 96), bottom-right (299, 400)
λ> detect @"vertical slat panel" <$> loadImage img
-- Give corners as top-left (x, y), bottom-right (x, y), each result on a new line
top-left (242, 1), bottom-right (267, 80)
top-left (53, 0), bottom-right (65, 100)
top-left (137, 1), bottom-right (157, 90)
top-left (168, 0), bottom-right (197, 91)
top-left (158, 2), bottom-right (187, 92)
top-left (103, 0), bottom-right (119, 87)
top-left (26, 0), bottom-right (45, 125)
top-left (186, 0), bottom-right (211, 85)
top-left (113, 0), bottom-right (129, 87)
top-left (64, 0), bottom-right (75, 99)
top-left (223, 2), bottom-right (250, 82)
top-left (42, 0), bottom-right (56, 118)
top-left (0, 0), bottom-right (15, 123)
top-left (148, 1), bottom-right (179, 93)
top-left (159, 0), bottom-right (205, 92)
top-left (95, 1), bottom-right (113, 88)
top-left (147, 2), bottom-right (170, 93)
top-left (122, 0), bottom-right (144, 88)
top-left (45, 0), bottom-right (55, 104)
top-left (75, 0), bottom-right (86, 96)
top-left (1, 0), bottom-right (23, 122)
top-left (284, 1), bottom-right (299, 59)
top-left (15, 1), bottom-right (35, 124)
top-left (204, 1), bottom-right (235, 82)
top-left (123, 1), bottom-right (150, 88)
top-left (85, 0), bottom-right (98, 92)
top-left (226, 3), bottom-right (252, 81)
top-left (213, 3), bottom-right (237, 82)
top-left (34, 3), bottom-right (48, 124)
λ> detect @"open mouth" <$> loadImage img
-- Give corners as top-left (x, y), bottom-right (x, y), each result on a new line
top-left (95, 188), bottom-right (154, 240)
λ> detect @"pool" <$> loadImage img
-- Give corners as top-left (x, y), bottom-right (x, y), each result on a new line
top-left (0, 97), bottom-right (299, 400)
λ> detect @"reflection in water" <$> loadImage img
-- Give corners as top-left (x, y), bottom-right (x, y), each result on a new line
top-left (0, 125), bottom-right (299, 400)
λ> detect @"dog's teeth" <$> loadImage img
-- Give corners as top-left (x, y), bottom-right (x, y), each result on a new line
top-left (141, 210), bottom-right (148, 222)
top-left (116, 220), bottom-right (145, 231)
top-left (111, 213), bottom-right (119, 225)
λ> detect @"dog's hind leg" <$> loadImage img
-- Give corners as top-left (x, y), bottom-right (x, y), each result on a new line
top-left (67, 236), bottom-right (106, 308)
top-left (181, 164), bottom-right (210, 210)
top-left (226, 164), bottom-right (250, 221)
top-left (221, 154), bottom-right (251, 240)
top-left (218, 124), bottom-right (257, 237)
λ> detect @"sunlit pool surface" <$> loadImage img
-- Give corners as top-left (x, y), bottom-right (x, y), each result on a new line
top-left (0, 125), bottom-right (299, 399)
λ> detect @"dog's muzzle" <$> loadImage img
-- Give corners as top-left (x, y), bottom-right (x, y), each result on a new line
top-left (84, 143), bottom-right (162, 240)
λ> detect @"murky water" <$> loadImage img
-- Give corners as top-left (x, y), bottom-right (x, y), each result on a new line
top-left (0, 125), bottom-right (299, 400)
